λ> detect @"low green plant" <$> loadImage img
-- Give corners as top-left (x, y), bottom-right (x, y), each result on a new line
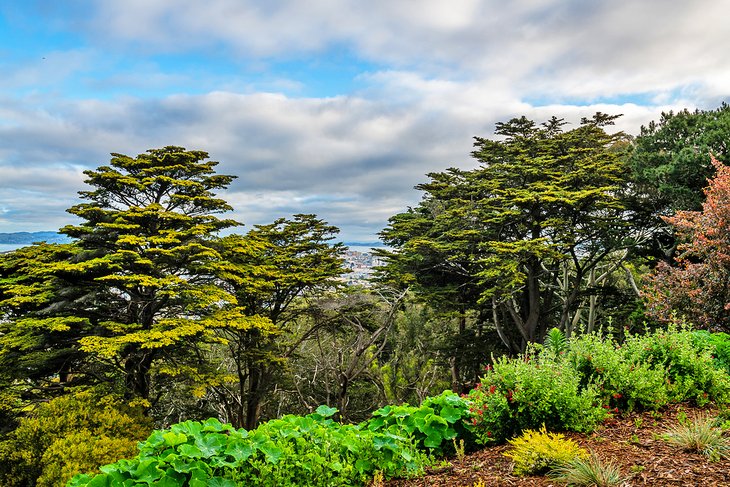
top-left (663, 413), bottom-right (730, 461)
top-left (548, 453), bottom-right (625, 486)
top-left (366, 390), bottom-right (474, 455)
top-left (622, 327), bottom-right (730, 406)
top-left (544, 327), bottom-right (568, 357)
top-left (691, 330), bottom-right (730, 373)
top-left (503, 426), bottom-right (587, 476)
top-left (69, 405), bottom-right (428, 487)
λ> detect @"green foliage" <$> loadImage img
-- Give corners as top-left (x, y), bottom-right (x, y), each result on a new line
top-left (69, 406), bottom-right (427, 487)
top-left (503, 426), bottom-right (587, 476)
top-left (628, 103), bottom-right (730, 217)
top-left (0, 389), bottom-right (151, 487)
top-left (691, 330), bottom-right (730, 373)
top-left (548, 453), bottom-right (625, 486)
top-left (663, 413), bottom-right (730, 461)
top-left (566, 327), bottom-right (730, 410)
top-left (210, 214), bottom-right (346, 429)
top-left (366, 390), bottom-right (475, 455)
top-left (544, 328), bottom-right (568, 356)
top-left (566, 332), bottom-right (670, 411)
top-left (468, 327), bottom-right (730, 447)
top-left (379, 113), bottom-right (633, 354)
top-left (468, 350), bottom-right (606, 444)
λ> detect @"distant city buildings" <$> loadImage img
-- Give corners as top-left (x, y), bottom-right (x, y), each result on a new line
top-left (340, 249), bottom-right (385, 286)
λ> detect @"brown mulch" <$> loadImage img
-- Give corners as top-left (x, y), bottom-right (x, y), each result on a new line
top-left (385, 404), bottom-right (730, 486)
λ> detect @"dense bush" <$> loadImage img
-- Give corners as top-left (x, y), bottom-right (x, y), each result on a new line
top-left (468, 351), bottom-right (606, 444)
top-left (0, 389), bottom-right (151, 487)
top-left (691, 330), bottom-right (730, 374)
top-left (69, 405), bottom-right (427, 487)
top-left (566, 333), bottom-right (670, 410)
top-left (567, 328), bottom-right (730, 410)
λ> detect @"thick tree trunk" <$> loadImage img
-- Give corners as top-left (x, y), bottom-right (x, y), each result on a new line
top-left (125, 349), bottom-right (154, 400)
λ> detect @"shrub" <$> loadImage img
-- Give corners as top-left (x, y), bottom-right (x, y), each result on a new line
top-left (548, 453), bottom-right (624, 486)
top-left (566, 333), bottom-right (670, 411)
top-left (663, 413), bottom-right (730, 461)
top-left (0, 388), bottom-right (151, 487)
top-left (622, 328), bottom-right (730, 406)
top-left (691, 330), bottom-right (730, 374)
top-left (468, 350), bottom-right (606, 444)
top-left (566, 327), bottom-right (730, 411)
top-left (503, 426), bottom-right (587, 476)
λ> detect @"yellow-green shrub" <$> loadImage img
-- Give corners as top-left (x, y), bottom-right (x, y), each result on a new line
top-left (504, 426), bottom-right (587, 476)
top-left (0, 388), bottom-right (151, 487)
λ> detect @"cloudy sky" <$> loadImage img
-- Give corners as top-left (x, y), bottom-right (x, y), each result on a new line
top-left (1, 1), bottom-right (729, 243)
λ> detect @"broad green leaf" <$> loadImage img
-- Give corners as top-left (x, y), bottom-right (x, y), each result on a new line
top-left (315, 404), bottom-right (338, 418)
top-left (163, 431), bottom-right (188, 447)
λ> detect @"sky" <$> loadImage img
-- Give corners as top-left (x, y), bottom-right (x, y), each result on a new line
top-left (1, 1), bottom-right (729, 243)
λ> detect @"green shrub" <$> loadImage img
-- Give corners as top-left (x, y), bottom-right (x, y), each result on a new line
top-left (622, 328), bottom-right (730, 406)
top-left (0, 388), bottom-right (151, 487)
top-left (366, 390), bottom-right (475, 455)
top-left (70, 405), bottom-right (427, 487)
top-left (503, 426), bottom-right (587, 476)
top-left (566, 333), bottom-right (670, 411)
top-left (468, 350), bottom-right (606, 444)
top-left (692, 330), bottom-right (730, 374)
top-left (565, 327), bottom-right (730, 411)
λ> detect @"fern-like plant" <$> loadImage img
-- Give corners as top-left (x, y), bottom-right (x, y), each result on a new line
top-left (544, 327), bottom-right (567, 356)
top-left (504, 425), bottom-right (587, 475)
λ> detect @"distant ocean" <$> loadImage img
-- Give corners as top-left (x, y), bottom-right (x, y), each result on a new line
top-left (0, 244), bottom-right (24, 253)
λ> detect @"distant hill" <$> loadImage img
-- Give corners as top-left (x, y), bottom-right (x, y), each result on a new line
top-left (0, 232), bottom-right (71, 245)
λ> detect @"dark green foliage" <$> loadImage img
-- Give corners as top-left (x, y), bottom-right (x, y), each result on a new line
top-left (379, 113), bottom-right (634, 355)
top-left (365, 390), bottom-right (475, 456)
top-left (627, 104), bottom-right (730, 261)
top-left (69, 406), bottom-right (426, 487)
top-left (629, 104), bottom-right (730, 216)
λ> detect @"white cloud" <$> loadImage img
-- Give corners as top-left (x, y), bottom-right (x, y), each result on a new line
top-left (2, 0), bottom-right (730, 239)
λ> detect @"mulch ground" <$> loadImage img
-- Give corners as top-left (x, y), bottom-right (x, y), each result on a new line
top-left (385, 404), bottom-right (730, 486)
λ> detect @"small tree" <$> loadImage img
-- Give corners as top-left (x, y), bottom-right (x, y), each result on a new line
top-left (645, 155), bottom-right (730, 330)
top-left (210, 214), bottom-right (346, 428)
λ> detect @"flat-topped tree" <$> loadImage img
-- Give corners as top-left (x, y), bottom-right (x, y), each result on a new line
top-left (55, 146), bottom-right (245, 400)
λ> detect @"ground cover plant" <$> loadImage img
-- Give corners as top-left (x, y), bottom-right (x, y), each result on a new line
top-left (365, 390), bottom-right (475, 456)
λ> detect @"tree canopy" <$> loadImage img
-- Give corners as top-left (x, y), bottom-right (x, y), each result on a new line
top-left (379, 114), bottom-right (634, 354)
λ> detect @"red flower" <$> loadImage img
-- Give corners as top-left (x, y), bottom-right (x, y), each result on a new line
top-left (489, 385), bottom-right (496, 394)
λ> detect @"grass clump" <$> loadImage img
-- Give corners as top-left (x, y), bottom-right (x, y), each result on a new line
top-left (663, 413), bottom-right (730, 461)
top-left (503, 426), bottom-right (587, 476)
top-left (548, 453), bottom-right (624, 486)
